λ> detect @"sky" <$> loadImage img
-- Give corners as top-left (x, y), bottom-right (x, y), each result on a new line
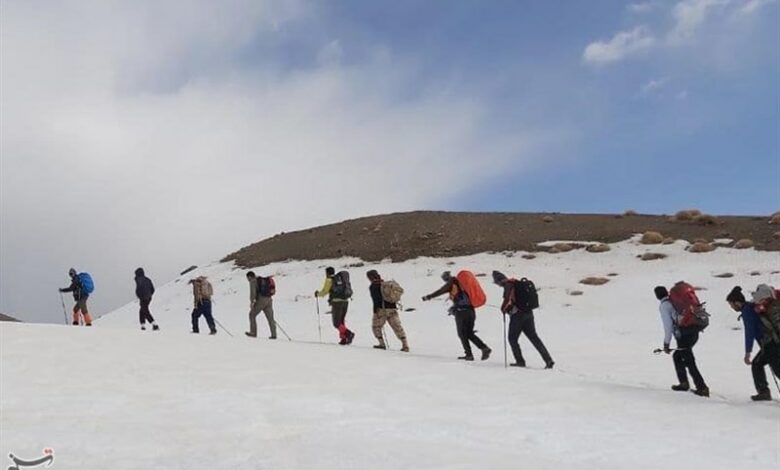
top-left (1, 0), bottom-right (778, 323)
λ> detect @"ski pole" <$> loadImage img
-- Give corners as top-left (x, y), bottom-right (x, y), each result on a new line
top-left (772, 370), bottom-right (780, 396)
top-left (502, 312), bottom-right (508, 369)
top-left (653, 347), bottom-right (688, 354)
top-left (382, 326), bottom-right (390, 350)
top-left (59, 292), bottom-right (69, 325)
top-left (275, 320), bottom-right (292, 341)
top-left (214, 318), bottom-right (233, 337)
top-left (315, 297), bottom-right (323, 343)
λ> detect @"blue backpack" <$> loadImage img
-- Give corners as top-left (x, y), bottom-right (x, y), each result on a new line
top-left (78, 272), bottom-right (95, 295)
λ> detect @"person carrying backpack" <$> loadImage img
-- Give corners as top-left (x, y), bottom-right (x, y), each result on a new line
top-left (59, 268), bottom-right (93, 326)
top-left (422, 271), bottom-right (491, 361)
top-left (314, 267), bottom-right (354, 345)
top-left (492, 271), bottom-right (554, 369)
top-left (654, 285), bottom-right (709, 397)
top-left (245, 271), bottom-right (277, 339)
top-left (727, 285), bottom-right (780, 401)
top-left (190, 276), bottom-right (216, 335)
top-left (134, 268), bottom-right (159, 331)
top-left (367, 270), bottom-right (409, 352)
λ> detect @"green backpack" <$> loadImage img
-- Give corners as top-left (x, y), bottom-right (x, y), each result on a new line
top-left (759, 299), bottom-right (780, 346)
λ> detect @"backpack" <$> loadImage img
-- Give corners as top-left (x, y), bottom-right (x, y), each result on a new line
top-left (196, 279), bottom-right (213, 300)
top-left (331, 271), bottom-right (353, 300)
top-left (513, 278), bottom-right (539, 312)
top-left (257, 276), bottom-right (276, 297)
top-left (754, 286), bottom-right (780, 345)
top-left (455, 270), bottom-right (486, 309)
top-left (669, 281), bottom-right (710, 331)
top-left (380, 280), bottom-right (404, 304)
top-left (78, 272), bottom-right (95, 295)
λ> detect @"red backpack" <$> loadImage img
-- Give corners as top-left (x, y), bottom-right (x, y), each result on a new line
top-left (669, 281), bottom-right (709, 330)
top-left (456, 270), bottom-right (486, 309)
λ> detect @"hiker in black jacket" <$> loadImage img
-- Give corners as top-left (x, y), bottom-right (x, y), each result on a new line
top-left (493, 271), bottom-right (554, 369)
top-left (422, 271), bottom-right (491, 361)
top-left (135, 268), bottom-right (159, 331)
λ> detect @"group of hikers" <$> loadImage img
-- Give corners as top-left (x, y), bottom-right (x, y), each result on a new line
top-left (59, 266), bottom-right (780, 402)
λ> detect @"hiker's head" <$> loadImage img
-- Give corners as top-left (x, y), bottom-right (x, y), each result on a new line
top-left (366, 270), bottom-right (380, 281)
top-left (726, 286), bottom-right (746, 311)
top-left (135, 268), bottom-right (145, 277)
top-left (751, 284), bottom-right (776, 304)
top-left (246, 271), bottom-right (256, 279)
top-left (441, 271), bottom-right (452, 282)
top-left (68, 268), bottom-right (77, 278)
top-left (492, 271), bottom-right (508, 286)
top-left (654, 286), bottom-right (668, 300)
top-left (325, 267), bottom-right (335, 277)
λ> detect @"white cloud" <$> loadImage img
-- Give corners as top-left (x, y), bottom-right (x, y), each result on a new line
top-left (582, 27), bottom-right (656, 65)
top-left (640, 77), bottom-right (671, 93)
top-left (739, 0), bottom-right (777, 14)
top-left (0, 0), bottom-right (547, 321)
top-left (668, 0), bottom-right (730, 43)
top-left (628, 2), bottom-right (660, 13)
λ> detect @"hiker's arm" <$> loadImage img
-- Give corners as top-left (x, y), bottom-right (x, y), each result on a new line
top-left (500, 285), bottom-right (513, 313)
top-left (249, 280), bottom-right (257, 305)
top-left (316, 278), bottom-right (332, 298)
top-left (423, 282), bottom-right (451, 301)
top-left (742, 306), bottom-right (757, 356)
top-left (370, 284), bottom-right (382, 312)
top-left (659, 302), bottom-right (675, 347)
top-left (60, 281), bottom-right (76, 293)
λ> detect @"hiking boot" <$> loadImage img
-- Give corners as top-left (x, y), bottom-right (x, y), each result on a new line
top-left (400, 346), bottom-right (410, 352)
top-left (152, 324), bottom-right (160, 331)
top-left (345, 330), bottom-right (355, 345)
top-left (209, 330), bottom-right (217, 335)
top-left (671, 382), bottom-right (690, 392)
top-left (692, 388), bottom-right (710, 398)
top-left (72, 321), bottom-right (79, 326)
top-left (141, 325), bottom-right (147, 331)
top-left (373, 344), bottom-right (387, 350)
top-left (481, 347), bottom-right (492, 361)
top-left (511, 361), bottom-right (526, 368)
top-left (245, 332), bottom-right (257, 338)
top-left (545, 361), bottom-right (555, 370)
top-left (458, 355), bottom-right (475, 361)
top-left (338, 338), bottom-right (347, 345)
top-left (191, 331), bottom-right (199, 334)
top-left (85, 323), bottom-right (92, 327)
top-left (269, 336), bottom-right (277, 340)
top-left (751, 390), bottom-right (772, 401)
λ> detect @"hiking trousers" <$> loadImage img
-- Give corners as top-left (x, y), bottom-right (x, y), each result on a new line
top-left (673, 328), bottom-right (707, 390)
top-left (72, 296), bottom-right (93, 326)
top-left (192, 299), bottom-right (216, 334)
top-left (249, 296), bottom-right (276, 338)
top-left (139, 298), bottom-right (155, 325)
top-left (752, 342), bottom-right (780, 393)
top-left (508, 312), bottom-right (552, 365)
top-left (372, 308), bottom-right (406, 341)
top-left (454, 308), bottom-right (488, 357)
top-left (331, 301), bottom-right (351, 339)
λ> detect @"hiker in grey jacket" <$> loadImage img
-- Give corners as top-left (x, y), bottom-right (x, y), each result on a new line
top-left (134, 268), bottom-right (158, 331)
top-left (245, 271), bottom-right (277, 339)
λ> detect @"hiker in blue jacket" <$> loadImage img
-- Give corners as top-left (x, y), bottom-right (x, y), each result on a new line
top-left (727, 286), bottom-right (780, 402)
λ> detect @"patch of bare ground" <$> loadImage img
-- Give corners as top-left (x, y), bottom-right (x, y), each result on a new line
top-left (640, 252), bottom-right (667, 261)
top-left (580, 277), bottom-right (610, 286)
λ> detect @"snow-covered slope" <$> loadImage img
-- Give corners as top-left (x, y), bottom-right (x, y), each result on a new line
top-left (2, 237), bottom-right (779, 469)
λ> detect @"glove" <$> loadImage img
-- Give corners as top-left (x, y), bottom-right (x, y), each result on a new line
top-left (421, 295), bottom-right (429, 302)
top-left (59, 288), bottom-right (66, 293)
top-left (313, 291), bottom-right (319, 298)
top-left (744, 353), bottom-right (752, 365)
top-left (663, 344), bottom-right (671, 354)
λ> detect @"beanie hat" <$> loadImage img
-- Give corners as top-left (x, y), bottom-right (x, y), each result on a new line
top-left (654, 286), bottom-right (668, 300)
top-left (68, 268), bottom-right (77, 277)
top-left (492, 271), bottom-right (508, 285)
top-left (726, 286), bottom-right (746, 304)
top-left (325, 267), bottom-right (335, 276)
top-left (441, 271), bottom-right (452, 282)
top-left (752, 284), bottom-right (776, 303)
top-left (366, 269), bottom-right (380, 280)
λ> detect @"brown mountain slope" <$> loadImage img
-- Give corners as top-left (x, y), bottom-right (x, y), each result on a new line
top-left (0, 313), bottom-right (21, 322)
top-left (224, 211), bottom-right (780, 268)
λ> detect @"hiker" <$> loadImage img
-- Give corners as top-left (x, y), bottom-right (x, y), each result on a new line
top-left (245, 271), bottom-right (277, 339)
top-left (134, 268), bottom-right (159, 331)
top-left (422, 271), bottom-right (491, 361)
top-left (727, 285), bottom-right (780, 401)
top-left (367, 270), bottom-right (409, 352)
top-left (59, 268), bottom-right (93, 326)
top-left (190, 276), bottom-right (216, 335)
top-left (492, 271), bottom-right (554, 369)
top-left (314, 267), bottom-right (354, 345)
top-left (655, 285), bottom-right (709, 397)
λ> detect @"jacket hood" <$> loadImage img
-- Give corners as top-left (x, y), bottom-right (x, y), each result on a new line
top-left (135, 268), bottom-right (145, 277)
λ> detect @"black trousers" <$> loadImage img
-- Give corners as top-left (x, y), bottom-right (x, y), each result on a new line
top-left (191, 300), bottom-right (216, 333)
top-left (752, 342), bottom-right (780, 393)
top-left (331, 302), bottom-right (349, 329)
top-left (508, 312), bottom-right (552, 365)
top-left (673, 328), bottom-right (707, 390)
top-left (454, 308), bottom-right (487, 356)
top-left (139, 298), bottom-right (155, 325)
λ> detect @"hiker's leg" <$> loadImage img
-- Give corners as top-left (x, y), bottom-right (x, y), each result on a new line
top-left (191, 307), bottom-right (200, 333)
top-left (681, 332), bottom-right (706, 390)
top-left (507, 314), bottom-right (524, 364)
top-left (672, 349), bottom-right (688, 385)
top-left (387, 310), bottom-right (406, 341)
top-left (455, 311), bottom-right (473, 357)
top-left (752, 348), bottom-right (770, 393)
top-left (371, 311), bottom-right (386, 340)
top-left (465, 309), bottom-right (487, 350)
top-left (202, 300), bottom-right (216, 332)
top-left (248, 305), bottom-right (260, 336)
top-left (523, 314), bottom-right (553, 364)
top-left (263, 299), bottom-right (277, 338)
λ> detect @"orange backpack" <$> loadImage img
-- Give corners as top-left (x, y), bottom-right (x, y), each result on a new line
top-left (456, 270), bottom-right (486, 309)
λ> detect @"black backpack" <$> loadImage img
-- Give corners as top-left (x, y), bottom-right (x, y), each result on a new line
top-left (257, 276), bottom-right (276, 297)
top-left (513, 278), bottom-right (539, 312)
top-left (331, 271), bottom-right (353, 300)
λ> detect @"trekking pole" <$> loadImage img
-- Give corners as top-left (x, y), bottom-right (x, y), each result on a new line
top-left (275, 320), bottom-right (292, 342)
top-left (214, 318), bottom-right (233, 337)
top-left (502, 312), bottom-right (508, 369)
top-left (315, 297), bottom-right (323, 343)
top-left (652, 348), bottom-right (688, 354)
top-left (58, 292), bottom-right (68, 325)
top-left (382, 326), bottom-right (390, 350)
top-left (772, 370), bottom-right (780, 396)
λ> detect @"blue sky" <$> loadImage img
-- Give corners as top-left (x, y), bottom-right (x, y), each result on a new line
top-left (2, 0), bottom-right (778, 322)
